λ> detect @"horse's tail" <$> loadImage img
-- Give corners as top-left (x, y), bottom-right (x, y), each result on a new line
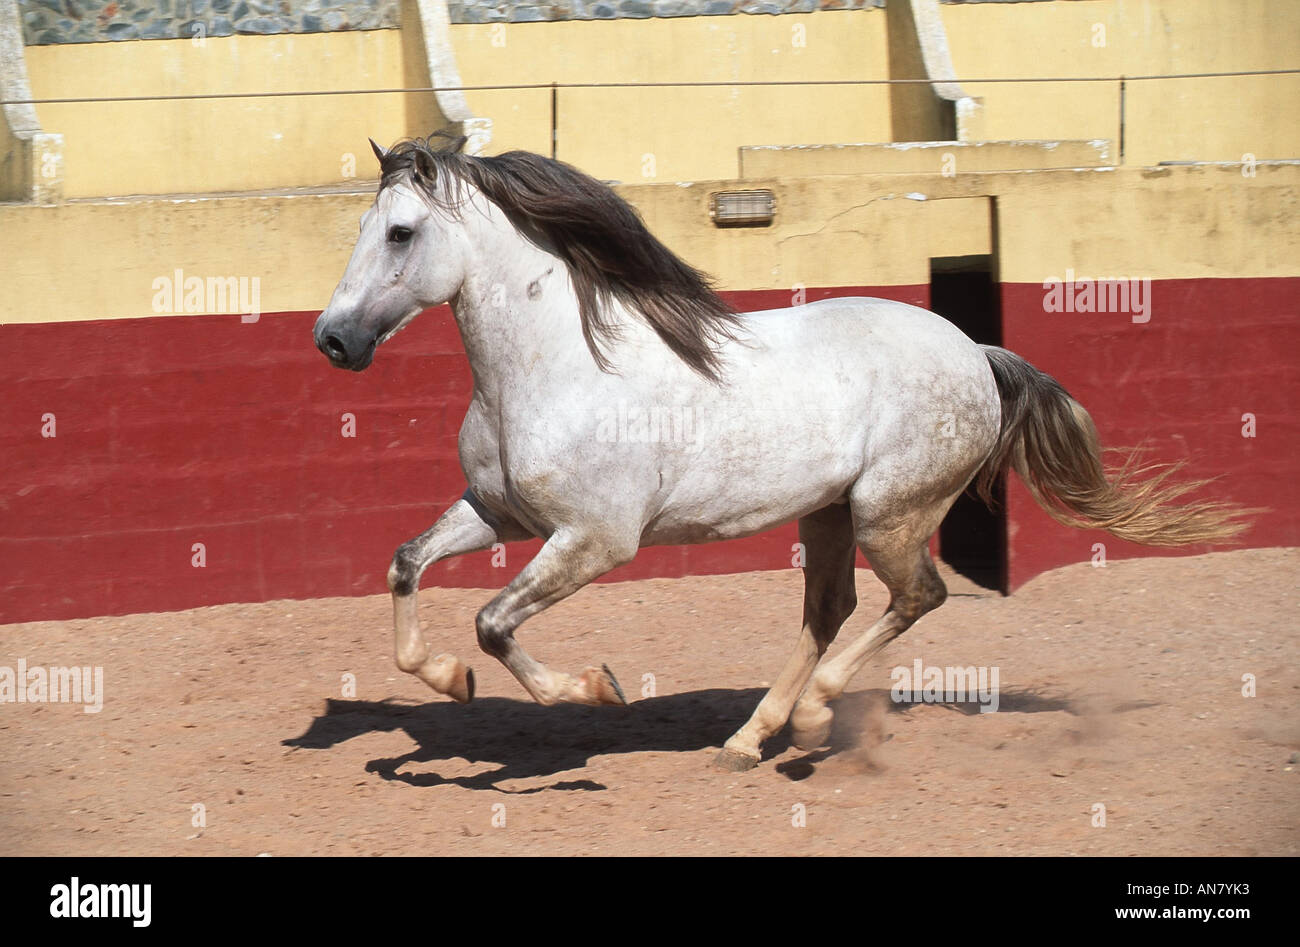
top-left (973, 346), bottom-right (1255, 546)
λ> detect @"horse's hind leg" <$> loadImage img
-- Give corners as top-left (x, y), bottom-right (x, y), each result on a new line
top-left (474, 528), bottom-right (638, 706)
top-left (387, 492), bottom-right (525, 702)
top-left (715, 503), bottom-right (858, 771)
top-left (789, 497), bottom-right (954, 751)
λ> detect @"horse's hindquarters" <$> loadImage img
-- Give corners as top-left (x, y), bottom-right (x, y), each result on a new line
top-left (635, 300), bottom-right (1001, 545)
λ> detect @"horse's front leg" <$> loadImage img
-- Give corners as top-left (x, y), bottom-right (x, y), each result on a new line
top-left (474, 528), bottom-right (637, 707)
top-left (388, 491), bottom-right (526, 702)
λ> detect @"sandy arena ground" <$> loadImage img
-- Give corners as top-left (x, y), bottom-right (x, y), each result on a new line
top-left (2, 547), bottom-right (1296, 856)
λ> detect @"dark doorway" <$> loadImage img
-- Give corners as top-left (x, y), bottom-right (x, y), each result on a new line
top-left (929, 256), bottom-right (1006, 593)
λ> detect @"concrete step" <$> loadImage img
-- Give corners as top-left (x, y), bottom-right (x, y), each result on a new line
top-left (740, 139), bottom-right (1115, 179)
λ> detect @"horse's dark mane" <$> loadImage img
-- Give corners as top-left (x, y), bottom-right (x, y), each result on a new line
top-left (377, 135), bottom-right (742, 382)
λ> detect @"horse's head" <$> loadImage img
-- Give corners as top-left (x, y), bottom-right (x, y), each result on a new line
top-left (313, 138), bottom-right (471, 371)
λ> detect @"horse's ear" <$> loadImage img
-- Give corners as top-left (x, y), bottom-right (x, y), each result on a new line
top-left (413, 147), bottom-right (437, 181)
top-left (369, 138), bottom-right (387, 165)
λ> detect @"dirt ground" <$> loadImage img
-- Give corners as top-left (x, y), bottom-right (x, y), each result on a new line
top-left (2, 547), bottom-right (1296, 856)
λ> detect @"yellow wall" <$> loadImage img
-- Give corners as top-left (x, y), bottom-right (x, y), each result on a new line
top-left (19, 1), bottom-right (1299, 198)
top-left (3, 162), bottom-right (1295, 326)
top-left (943, 0), bottom-right (1300, 165)
top-left (628, 162), bottom-right (1300, 289)
top-left (23, 11), bottom-right (892, 197)
top-left (7, 0), bottom-right (1297, 313)
top-left (992, 162), bottom-right (1300, 283)
top-left (451, 13), bottom-right (892, 185)
top-left (24, 30), bottom-right (418, 198)
top-left (0, 192), bottom-right (367, 322)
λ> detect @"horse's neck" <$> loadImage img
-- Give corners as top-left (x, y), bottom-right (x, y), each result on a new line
top-left (449, 199), bottom-right (609, 397)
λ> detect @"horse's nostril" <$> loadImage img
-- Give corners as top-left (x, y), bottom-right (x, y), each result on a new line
top-left (324, 335), bottom-right (348, 361)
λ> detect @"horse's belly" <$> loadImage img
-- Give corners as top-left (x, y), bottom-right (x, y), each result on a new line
top-left (640, 499), bottom-right (843, 546)
top-left (640, 440), bottom-right (858, 546)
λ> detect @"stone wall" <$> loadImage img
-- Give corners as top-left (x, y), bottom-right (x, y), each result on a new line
top-left (21, 0), bottom-right (401, 44)
top-left (20, 0), bottom-right (889, 44)
top-left (445, 1), bottom-right (882, 26)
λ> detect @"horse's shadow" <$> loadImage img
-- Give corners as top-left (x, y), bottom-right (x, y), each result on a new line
top-left (284, 688), bottom-right (771, 792)
top-left (283, 684), bottom-right (1115, 790)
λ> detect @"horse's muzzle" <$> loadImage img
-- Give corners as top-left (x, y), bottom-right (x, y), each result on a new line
top-left (313, 314), bottom-right (376, 372)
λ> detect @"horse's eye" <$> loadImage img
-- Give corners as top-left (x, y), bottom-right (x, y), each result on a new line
top-left (388, 226), bottom-right (413, 244)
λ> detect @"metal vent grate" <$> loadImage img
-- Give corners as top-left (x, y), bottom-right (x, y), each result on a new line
top-left (709, 189), bottom-right (776, 227)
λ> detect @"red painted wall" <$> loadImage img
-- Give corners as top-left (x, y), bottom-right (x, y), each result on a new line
top-left (999, 277), bottom-right (1299, 590)
top-left (2, 279), bottom-right (1292, 622)
top-left (0, 286), bottom-right (927, 623)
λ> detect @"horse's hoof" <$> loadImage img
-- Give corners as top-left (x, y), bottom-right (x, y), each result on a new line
top-left (449, 666), bottom-right (475, 704)
top-left (714, 747), bottom-right (760, 772)
top-left (425, 653), bottom-right (474, 703)
top-left (791, 704), bottom-right (833, 751)
top-left (580, 664), bottom-right (627, 707)
top-left (457, 666), bottom-right (478, 702)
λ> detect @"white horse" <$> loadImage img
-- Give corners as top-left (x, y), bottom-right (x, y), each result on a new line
top-left (313, 136), bottom-right (1247, 771)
